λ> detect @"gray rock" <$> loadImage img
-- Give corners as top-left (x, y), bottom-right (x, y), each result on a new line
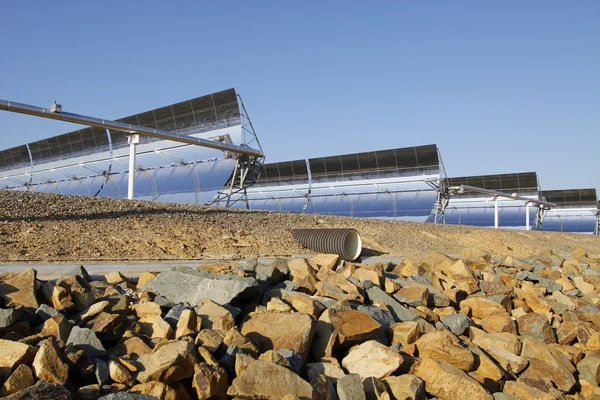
top-left (99, 394), bottom-right (159, 400)
top-left (66, 326), bottom-right (106, 358)
top-left (311, 295), bottom-right (337, 309)
top-left (94, 358), bottom-right (109, 385)
top-left (564, 289), bottom-right (582, 297)
top-left (3, 380), bottom-right (71, 400)
top-left (409, 274), bottom-right (431, 285)
top-left (538, 278), bottom-right (562, 293)
top-left (57, 265), bottom-right (91, 284)
top-left (441, 313), bottom-right (470, 336)
top-left (36, 304), bottom-right (60, 321)
top-left (278, 348), bottom-right (303, 373)
top-left (142, 269), bottom-right (260, 305)
top-left (355, 305), bottom-right (395, 329)
top-left (0, 307), bottom-right (22, 328)
top-left (337, 373), bottom-right (366, 400)
top-left (366, 286), bottom-right (420, 322)
top-left (164, 303), bottom-right (192, 330)
top-left (273, 280), bottom-right (299, 291)
top-left (515, 271), bottom-right (529, 281)
top-left (153, 295), bottom-right (175, 309)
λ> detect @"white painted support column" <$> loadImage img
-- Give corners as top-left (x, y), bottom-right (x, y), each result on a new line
top-left (526, 202), bottom-right (531, 230)
top-left (494, 197), bottom-right (499, 228)
top-left (127, 134), bottom-right (140, 200)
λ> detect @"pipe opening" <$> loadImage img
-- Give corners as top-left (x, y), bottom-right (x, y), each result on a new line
top-left (344, 229), bottom-right (362, 261)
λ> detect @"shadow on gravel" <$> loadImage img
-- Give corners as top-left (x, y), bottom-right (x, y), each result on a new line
top-left (0, 207), bottom-right (235, 223)
top-left (360, 247), bottom-right (387, 257)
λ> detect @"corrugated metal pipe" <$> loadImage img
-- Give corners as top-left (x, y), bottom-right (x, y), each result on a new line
top-left (290, 228), bottom-right (362, 261)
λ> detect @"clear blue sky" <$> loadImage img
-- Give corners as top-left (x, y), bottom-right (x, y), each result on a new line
top-left (1, 2), bottom-right (598, 193)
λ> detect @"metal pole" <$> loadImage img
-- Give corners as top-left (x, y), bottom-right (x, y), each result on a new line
top-left (494, 197), bottom-right (499, 228)
top-left (127, 134), bottom-right (139, 200)
top-left (0, 99), bottom-right (263, 158)
top-left (526, 202), bottom-right (531, 230)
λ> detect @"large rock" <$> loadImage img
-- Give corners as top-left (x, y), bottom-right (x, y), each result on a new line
top-left (32, 337), bottom-right (68, 385)
top-left (307, 359), bottom-right (346, 384)
top-left (519, 337), bottom-right (576, 392)
top-left (136, 340), bottom-right (199, 384)
top-left (264, 289), bottom-right (326, 318)
top-left (441, 313), bottom-right (470, 336)
top-left (365, 285), bottom-right (420, 322)
top-left (382, 374), bottom-right (425, 400)
top-left (516, 313), bottom-right (555, 344)
top-left (191, 362), bottom-right (228, 400)
top-left (138, 314), bottom-right (173, 339)
top-left (460, 297), bottom-right (507, 319)
top-left (391, 321), bottom-right (421, 346)
top-left (0, 307), bottom-right (22, 329)
top-left (142, 269), bottom-right (259, 305)
top-left (241, 312), bottom-right (315, 360)
top-left (130, 381), bottom-right (176, 400)
top-left (414, 330), bottom-right (474, 371)
top-left (2, 380), bottom-right (71, 400)
top-left (577, 350), bottom-right (600, 384)
top-left (328, 309), bottom-right (381, 348)
top-left (228, 360), bottom-right (313, 399)
top-left (0, 268), bottom-right (38, 308)
top-left (197, 299), bottom-right (235, 331)
top-left (0, 364), bottom-right (35, 397)
top-left (341, 340), bottom-right (402, 379)
top-left (0, 339), bottom-right (37, 370)
top-left (412, 357), bottom-right (493, 400)
top-left (336, 373), bottom-right (366, 400)
top-left (66, 326), bottom-right (106, 358)
top-left (502, 381), bottom-right (557, 400)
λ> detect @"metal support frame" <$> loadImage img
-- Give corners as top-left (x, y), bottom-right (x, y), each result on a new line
top-left (595, 212), bottom-right (600, 236)
top-left (127, 134), bottom-right (140, 200)
top-left (210, 94), bottom-right (265, 208)
top-left (432, 184), bottom-right (557, 229)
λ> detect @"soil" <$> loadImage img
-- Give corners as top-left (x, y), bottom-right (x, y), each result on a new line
top-left (0, 190), bottom-right (599, 263)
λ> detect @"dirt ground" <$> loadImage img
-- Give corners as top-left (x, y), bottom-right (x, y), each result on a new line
top-left (0, 190), bottom-right (599, 263)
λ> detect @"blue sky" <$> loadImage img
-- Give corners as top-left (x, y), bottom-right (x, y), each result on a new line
top-left (1, 2), bottom-right (598, 192)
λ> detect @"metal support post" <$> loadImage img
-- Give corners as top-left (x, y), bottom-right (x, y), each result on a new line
top-left (494, 197), bottom-right (499, 228)
top-left (127, 134), bottom-right (140, 200)
top-left (526, 202), bottom-right (531, 230)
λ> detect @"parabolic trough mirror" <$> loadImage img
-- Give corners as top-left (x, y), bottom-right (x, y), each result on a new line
top-left (0, 88), bottom-right (264, 205)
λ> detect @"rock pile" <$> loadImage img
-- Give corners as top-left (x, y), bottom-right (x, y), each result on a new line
top-left (1, 247), bottom-right (600, 399)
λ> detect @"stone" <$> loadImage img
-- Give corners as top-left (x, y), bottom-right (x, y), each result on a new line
top-left (137, 271), bottom-right (158, 288)
top-left (89, 312), bottom-right (127, 342)
top-left (312, 254), bottom-right (340, 269)
top-left (519, 337), bottom-right (576, 392)
top-left (0, 339), bottom-right (37, 370)
top-left (192, 362), bottom-right (228, 400)
top-left (163, 303), bottom-right (191, 329)
top-left (412, 357), bottom-right (493, 400)
top-left (222, 327), bottom-right (259, 356)
top-left (311, 373), bottom-right (337, 400)
top-left (32, 337), bottom-right (68, 385)
top-left (0, 307), bottom-right (22, 328)
top-left (131, 302), bottom-right (162, 317)
top-left (79, 300), bottom-right (110, 321)
top-left (366, 286), bottom-right (420, 322)
top-left (502, 381), bottom-right (555, 400)
top-left (105, 271), bottom-right (127, 285)
top-left (481, 312), bottom-right (517, 334)
top-left (197, 299), bottom-right (235, 331)
top-left (110, 336), bottom-right (152, 357)
top-left (142, 268), bottom-right (260, 305)
top-left (336, 373), bottom-right (366, 400)
top-left (382, 374), bottom-right (425, 400)
top-left (0, 364), bottom-right (35, 397)
top-left (228, 360), bottom-right (313, 399)
top-left (317, 268), bottom-right (363, 301)
top-left (574, 276), bottom-right (596, 295)
top-left (394, 286), bottom-right (429, 307)
top-left (58, 275), bottom-right (96, 312)
top-left (195, 329), bottom-right (225, 353)
top-left (2, 380), bottom-right (70, 400)
top-left (175, 309), bottom-right (199, 338)
top-left (241, 312), bottom-right (314, 360)
top-left (136, 340), bottom-right (199, 384)
top-left (267, 297), bottom-right (293, 312)
top-left (352, 264), bottom-right (385, 287)
top-left (66, 326), bottom-right (107, 358)
top-left (391, 321), bottom-right (420, 346)
top-left (0, 268), bottom-right (38, 308)
top-left (109, 359), bottom-right (134, 385)
top-left (138, 314), bottom-right (173, 339)
top-left (328, 309), bottom-right (381, 347)
top-left (99, 394), bottom-right (159, 400)
top-left (265, 289), bottom-right (326, 318)
top-left (577, 350), bottom-right (600, 386)
top-left (516, 312), bottom-right (555, 344)
top-left (414, 330), bottom-right (474, 371)
top-left (467, 343), bottom-right (505, 393)
top-left (130, 381), bottom-right (176, 400)
top-left (94, 358), bottom-right (109, 385)
top-left (342, 340), bottom-right (402, 379)
top-left (307, 359), bottom-right (346, 384)
top-left (58, 265), bottom-right (92, 282)
top-left (441, 313), bottom-right (470, 335)
top-left (460, 296), bottom-right (507, 319)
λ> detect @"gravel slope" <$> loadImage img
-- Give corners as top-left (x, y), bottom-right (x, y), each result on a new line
top-left (0, 191), bottom-right (599, 262)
